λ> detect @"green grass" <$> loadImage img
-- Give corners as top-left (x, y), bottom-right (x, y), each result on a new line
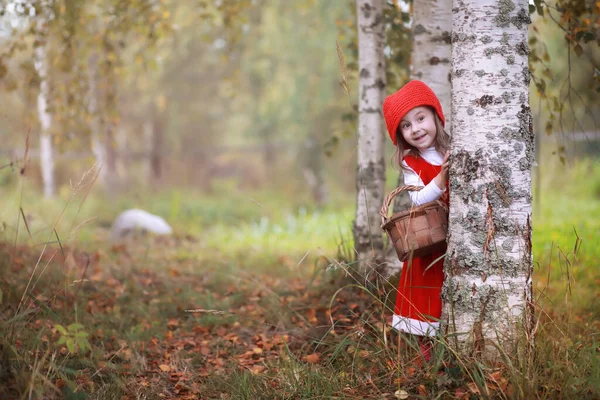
top-left (0, 156), bottom-right (599, 399)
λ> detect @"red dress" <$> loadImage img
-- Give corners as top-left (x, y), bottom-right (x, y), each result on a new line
top-left (391, 154), bottom-right (447, 337)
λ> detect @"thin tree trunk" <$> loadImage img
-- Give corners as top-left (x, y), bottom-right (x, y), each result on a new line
top-left (353, 0), bottom-right (386, 270)
top-left (150, 112), bottom-right (163, 183)
top-left (411, 0), bottom-right (452, 127)
top-left (88, 53), bottom-right (107, 184)
top-left (103, 54), bottom-right (119, 195)
top-left (303, 136), bottom-right (328, 207)
top-left (443, 0), bottom-right (534, 358)
top-left (115, 124), bottom-right (128, 184)
top-left (143, 118), bottom-right (154, 186)
top-left (34, 25), bottom-right (55, 198)
top-left (386, 0), bottom-right (453, 274)
top-left (144, 104), bottom-right (164, 187)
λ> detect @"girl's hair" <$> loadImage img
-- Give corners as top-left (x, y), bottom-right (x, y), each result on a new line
top-left (390, 107), bottom-right (451, 171)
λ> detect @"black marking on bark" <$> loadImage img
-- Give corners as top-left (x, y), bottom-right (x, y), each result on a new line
top-left (455, 150), bottom-right (480, 181)
top-left (452, 32), bottom-right (477, 43)
top-left (523, 67), bottom-right (531, 84)
top-left (517, 104), bottom-right (534, 169)
top-left (414, 24), bottom-right (427, 34)
top-left (429, 57), bottom-right (450, 66)
top-left (514, 8), bottom-right (532, 28)
top-left (373, 78), bottom-right (385, 90)
top-left (476, 95), bottom-right (495, 108)
top-left (516, 40), bottom-right (530, 56)
top-left (359, 2), bottom-right (373, 19)
top-left (495, 0), bottom-right (516, 28)
top-left (359, 68), bottom-right (370, 78)
top-left (438, 31), bottom-right (452, 45)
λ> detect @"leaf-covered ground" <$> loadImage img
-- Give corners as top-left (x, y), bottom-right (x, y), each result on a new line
top-left (1, 232), bottom-right (599, 399)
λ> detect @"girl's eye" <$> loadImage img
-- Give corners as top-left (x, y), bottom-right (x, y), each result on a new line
top-left (402, 123), bottom-right (410, 129)
top-left (418, 116), bottom-right (424, 122)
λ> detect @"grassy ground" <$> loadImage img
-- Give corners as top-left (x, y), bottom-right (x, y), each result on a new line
top-left (0, 158), bottom-right (599, 399)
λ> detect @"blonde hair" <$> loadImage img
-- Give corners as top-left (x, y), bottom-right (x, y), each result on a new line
top-left (391, 108), bottom-right (451, 171)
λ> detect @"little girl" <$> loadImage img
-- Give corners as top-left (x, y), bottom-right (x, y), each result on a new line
top-left (382, 80), bottom-right (451, 361)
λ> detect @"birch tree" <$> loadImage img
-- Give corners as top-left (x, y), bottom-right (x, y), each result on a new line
top-left (443, 0), bottom-right (534, 356)
top-left (411, 0), bottom-right (452, 127)
top-left (34, 14), bottom-right (55, 198)
top-left (353, 0), bottom-right (386, 269)
top-left (385, 0), bottom-right (452, 273)
top-left (88, 53), bottom-right (107, 185)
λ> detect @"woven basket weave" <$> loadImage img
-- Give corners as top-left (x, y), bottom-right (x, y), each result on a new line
top-left (380, 185), bottom-right (448, 262)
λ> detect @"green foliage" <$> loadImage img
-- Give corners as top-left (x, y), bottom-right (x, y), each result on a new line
top-left (55, 323), bottom-right (91, 354)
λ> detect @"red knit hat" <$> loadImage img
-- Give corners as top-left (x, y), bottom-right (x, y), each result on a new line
top-left (382, 80), bottom-right (445, 145)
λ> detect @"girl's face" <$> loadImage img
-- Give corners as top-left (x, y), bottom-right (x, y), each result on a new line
top-left (399, 106), bottom-right (437, 151)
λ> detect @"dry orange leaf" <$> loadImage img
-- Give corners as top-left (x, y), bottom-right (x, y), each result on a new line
top-left (304, 353), bottom-right (320, 363)
top-left (159, 364), bottom-right (171, 372)
top-left (250, 365), bottom-right (266, 375)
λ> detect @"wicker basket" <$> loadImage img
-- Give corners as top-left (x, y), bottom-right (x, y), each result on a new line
top-left (380, 185), bottom-right (448, 262)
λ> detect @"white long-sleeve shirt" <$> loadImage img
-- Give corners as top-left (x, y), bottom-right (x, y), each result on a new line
top-left (401, 147), bottom-right (446, 206)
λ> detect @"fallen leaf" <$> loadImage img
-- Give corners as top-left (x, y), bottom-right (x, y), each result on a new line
top-left (304, 353), bottom-right (320, 363)
top-left (250, 365), bottom-right (266, 375)
top-left (455, 388), bottom-right (469, 399)
top-left (467, 382), bottom-right (480, 394)
top-left (159, 364), bottom-right (171, 372)
top-left (394, 389), bottom-right (409, 399)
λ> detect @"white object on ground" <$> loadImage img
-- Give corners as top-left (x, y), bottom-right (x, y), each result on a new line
top-left (110, 209), bottom-right (173, 241)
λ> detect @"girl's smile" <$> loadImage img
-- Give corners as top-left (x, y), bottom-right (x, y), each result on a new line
top-left (399, 106), bottom-right (437, 151)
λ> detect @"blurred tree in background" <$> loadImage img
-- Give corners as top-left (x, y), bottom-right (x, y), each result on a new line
top-left (0, 0), bottom-right (597, 202)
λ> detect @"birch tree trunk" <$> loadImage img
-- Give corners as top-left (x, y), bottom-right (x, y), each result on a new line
top-left (353, 0), bottom-right (386, 270)
top-left (443, 0), bottom-right (534, 357)
top-left (34, 22), bottom-right (55, 198)
top-left (102, 56), bottom-right (119, 196)
top-left (410, 0), bottom-right (452, 127)
top-left (386, 0), bottom-right (453, 274)
top-left (88, 53), bottom-right (108, 185)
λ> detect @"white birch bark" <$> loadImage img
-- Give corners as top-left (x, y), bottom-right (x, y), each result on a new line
top-left (386, 0), bottom-right (453, 274)
top-left (411, 0), bottom-right (452, 128)
top-left (353, 0), bottom-right (386, 269)
top-left (34, 19), bottom-right (55, 198)
top-left (443, 0), bottom-right (534, 357)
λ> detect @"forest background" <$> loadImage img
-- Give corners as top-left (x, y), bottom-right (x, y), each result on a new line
top-left (0, 0), bottom-right (599, 399)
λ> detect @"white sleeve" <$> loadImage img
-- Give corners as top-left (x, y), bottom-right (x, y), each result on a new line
top-left (402, 162), bottom-right (445, 206)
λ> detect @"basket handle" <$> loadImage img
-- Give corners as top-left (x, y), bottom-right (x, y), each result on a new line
top-left (379, 185), bottom-right (423, 225)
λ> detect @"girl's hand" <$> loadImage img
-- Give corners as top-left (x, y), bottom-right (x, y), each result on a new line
top-left (434, 151), bottom-right (450, 190)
